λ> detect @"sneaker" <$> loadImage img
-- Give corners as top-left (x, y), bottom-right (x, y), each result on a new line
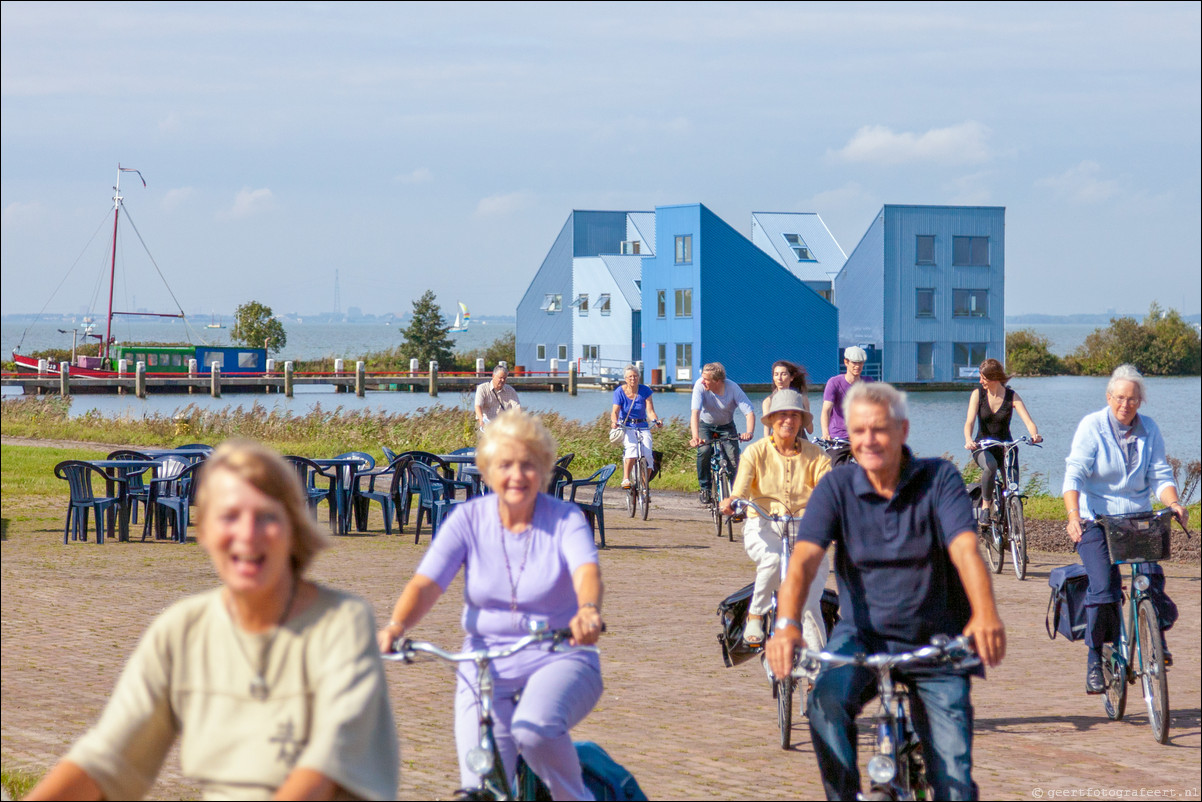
top-left (1086, 664), bottom-right (1105, 694)
top-left (743, 616), bottom-right (765, 647)
top-left (977, 507), bottom-right (992, 525)
top-left (699, 489), bottom-right (713, 506)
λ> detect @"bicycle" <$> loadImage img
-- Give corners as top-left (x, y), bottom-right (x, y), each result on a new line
top-left (1098, 508), bottom-right (1178, 744)
top-left (695, 434), bottom-right (741, 541)
top-left (794, 635), bottom-right (979, 801)
top-left (732, 497), bottom-right (832, 750)
top-left (812, 437), bottom-right (854, 467)
top-left (383, 622), bottom-right (600, 800)
top-left (972, 436), bottom-right (1042, 580)
top-left (615, 422), bottom-right (660, 521)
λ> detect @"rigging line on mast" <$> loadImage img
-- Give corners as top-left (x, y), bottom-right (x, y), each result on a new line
top-left (16, 208), bottom-right (114, 352)
top-left (119, 203), bottom-right (190, 322)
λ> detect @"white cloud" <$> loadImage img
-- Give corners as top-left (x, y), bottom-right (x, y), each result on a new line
top-left (1, 201), bottom-right (45, 228)
top-left (1035, 161), bottom-right (1119, 203)
top-left (945, 171), bottom-right (995, 206)
top-left (158, 112), bottom-right (183, 134)
top-left (224, 187), bottom-right (275, 219)
top-left (395, 168), bottom-right (433, 185)
top-left (163, 186), bottom-right (195, 211)
top-left (475, 191), bottom-right (531, 218)
top-left (831, 121), bottom-right (992, 166)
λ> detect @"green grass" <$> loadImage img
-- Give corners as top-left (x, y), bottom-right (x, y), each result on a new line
top-left (1, 765), bottom-right (42, 799)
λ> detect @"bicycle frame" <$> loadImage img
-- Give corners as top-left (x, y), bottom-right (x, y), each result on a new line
top-left (616, 424), bottom-right (654, 520)
top-left (701, 434), bottom-right (741, 540)
top-left (974, 436), bottom-right (1041, 579)
top-left (384, 625), bottom-right (600, 800)
top-left (796, 636), bottom-right (979, 800)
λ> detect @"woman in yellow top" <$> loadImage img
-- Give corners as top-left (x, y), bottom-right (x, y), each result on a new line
top-left (27, 441), bottom-right (398, 801)
top-left (722, 390), bottom-right (831, 647)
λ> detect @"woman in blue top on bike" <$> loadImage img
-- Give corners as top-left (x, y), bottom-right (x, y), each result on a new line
top-left (611, 364), bottom-right (662, 489)
top-left (963, 358), bottom-right (1042, 524)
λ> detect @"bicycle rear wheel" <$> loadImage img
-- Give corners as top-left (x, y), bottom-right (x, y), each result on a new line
top-left (1101, 643), bottom-right (1127, 721)
top-left (715, 472), bottom-right (731, 538)
top-left (1008, 495), bottom-right (1027, 581)
top-left (777, 677), bottom-right (793, 749)
top-left (979, 508), bottom-right (1003, 574)
top-left (1137, 597), bottom-right (1170, 743)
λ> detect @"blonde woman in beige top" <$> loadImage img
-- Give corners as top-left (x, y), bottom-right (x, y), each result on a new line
top-left (722, 390), bottom-right (831, 647)
top-left (27, 441), bottom-right (398, 801)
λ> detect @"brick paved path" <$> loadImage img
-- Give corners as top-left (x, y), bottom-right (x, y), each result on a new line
top-left (2, 491), bottom-right (1198, 799)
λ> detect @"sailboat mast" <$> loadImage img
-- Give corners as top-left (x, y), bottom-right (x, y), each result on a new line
top-left (103, 167), bottom-right (124, 360)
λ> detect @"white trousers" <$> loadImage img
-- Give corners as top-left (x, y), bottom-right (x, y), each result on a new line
top-left (622, 428), bottom-right (653, 465)
top-left (742, 515), bottom-right (831, 647)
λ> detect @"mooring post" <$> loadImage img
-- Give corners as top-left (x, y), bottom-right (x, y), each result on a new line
top-left (188, 358), bottom-right (198, 394)
top-left (284, 361), bottom-right (294, 398)
top-left (568, 362), bottom-right (577, 396)
top-left (356, 361), bottom-right (366, 397)
top-left (136, 362), bottom-right (147, 399)
top-left (428, 361), bottom-right (438, 397)
top-left (476, 357), bottom-right (485, 377)
top-left (210, 362), bottom-right (221, 398)
top-left (265, 358), bottom-right (276, 394)
top-left (59, 361), bottom-right (70, 397)
top-left (117, 358), bottom-right (128, 395)
top-left (334, 358), bottom-right (345, 393)
top-left (410, 358), bottom-right (420, 393)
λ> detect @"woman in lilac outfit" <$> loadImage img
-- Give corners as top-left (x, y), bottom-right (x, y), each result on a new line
top-left (377, 410), bottom-right (604, 800)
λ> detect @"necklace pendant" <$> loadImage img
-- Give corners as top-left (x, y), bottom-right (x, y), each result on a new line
top-left (249, 676), bottom-right (269, 701)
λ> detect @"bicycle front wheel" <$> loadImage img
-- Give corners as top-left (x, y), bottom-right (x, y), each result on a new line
top-left (715, 472), bottom-right (731, 538)
top-left (1101, 643), bottom-right (1127, 721)
top-left (1137, 597), bottom-right (1170, 743)
top-left (639, 464), bottom-right (650, 521)
top-left (1008, 495), bottom-right (1027, 581)
top-left (980, 504), bottom-right (1003, 574)
top-left (777, 677), bottom-right (793, 749)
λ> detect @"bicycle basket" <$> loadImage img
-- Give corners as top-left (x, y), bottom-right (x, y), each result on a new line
top-left (1099, 511), bottom-right (1171, 564)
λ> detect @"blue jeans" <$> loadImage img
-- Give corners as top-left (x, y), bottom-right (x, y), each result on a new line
top-left (808, 630), bottom-right (977, 801)
top-left (696, 421), bottom-right (739, 493)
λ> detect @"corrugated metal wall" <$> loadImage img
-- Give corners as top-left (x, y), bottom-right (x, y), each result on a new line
top-left (834, 211), bottom-right (886, 367)
top-left (516, 214), bottom-right (575, 370)
top-left (572, 256), bottom-right (634, 368)
top-left (639, 205), bottom-right (703, 383)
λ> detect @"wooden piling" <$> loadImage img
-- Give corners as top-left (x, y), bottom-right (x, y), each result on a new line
top-left (569, 362), bottom-right (577, 396)
top-left (356, 361), bottom-right (365, 397)
top-left (59, 362), bottom-right (70, 397)
top-left (284, 362), bottom-right (294, 398)
top-left (210, 363), bottom-right (221, 398)
top-left (428, 362), bottom-right (438, 397)
top-left (136, 362), bottom-right (147, 398)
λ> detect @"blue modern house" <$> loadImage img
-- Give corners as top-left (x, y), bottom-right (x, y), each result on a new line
top-left (835, 204), bottom-right (1006, 383)
top-left (516, 204), bottom-right (841, 386)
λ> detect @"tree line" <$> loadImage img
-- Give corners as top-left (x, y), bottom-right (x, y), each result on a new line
top-left (1007, 304), bottom-right (1200, 376)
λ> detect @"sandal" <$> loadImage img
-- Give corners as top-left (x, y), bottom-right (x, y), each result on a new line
top-left (621, 479), bottom-right (632, 489)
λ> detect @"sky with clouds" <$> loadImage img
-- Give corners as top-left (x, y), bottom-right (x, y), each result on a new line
top-left (2, 1), bottom-right (1198, 318)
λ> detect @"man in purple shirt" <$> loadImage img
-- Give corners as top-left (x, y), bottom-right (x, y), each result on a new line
top-left (821, 346), bottom-right (873, 465)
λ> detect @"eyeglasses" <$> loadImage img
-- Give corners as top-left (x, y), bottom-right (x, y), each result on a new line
top-left (1108, 394), bottom-right (1140, 407)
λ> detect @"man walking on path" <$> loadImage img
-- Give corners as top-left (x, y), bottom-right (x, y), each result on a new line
top-left (474, 365), bottom-right (521, 429)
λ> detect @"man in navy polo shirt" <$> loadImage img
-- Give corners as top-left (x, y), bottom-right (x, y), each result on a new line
top-left (766, 382), bottom-right (1005, 801)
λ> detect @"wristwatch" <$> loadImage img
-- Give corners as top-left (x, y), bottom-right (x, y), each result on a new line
top-left (774, 616), bottom-right (803, 633)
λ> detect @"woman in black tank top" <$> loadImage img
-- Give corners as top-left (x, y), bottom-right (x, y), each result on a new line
top-left (963, 359), bottom-right (1042, 522)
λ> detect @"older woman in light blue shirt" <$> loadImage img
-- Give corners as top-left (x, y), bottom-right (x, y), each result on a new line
top-left (1063, 364), bottom-right (1188, 695)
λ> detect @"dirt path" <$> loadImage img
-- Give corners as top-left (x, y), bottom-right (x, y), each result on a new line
top-left (2, 481), bottom-right (1198, 800)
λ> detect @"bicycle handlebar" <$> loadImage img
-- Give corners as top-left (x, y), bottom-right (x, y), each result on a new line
top-left (973, 436), bottom-right (1042, 451)
top-left (811, 438), bottom-right (849, 450)
top-left (691, 435), bottom-right (742, 448)
top-left (731, 497), bottom-right (805, 522)
top-left (384, 627), bottom-right (601, 665)
top-left (794, 634), bottom-right (979, 678)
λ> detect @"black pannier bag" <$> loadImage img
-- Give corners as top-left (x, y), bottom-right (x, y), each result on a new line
top-left (717, 583), bottom-right (840, 667)
top-left (647, 450), bottom-right (664, 483)
top-left (1046, 564), bottom-right (1089, 641)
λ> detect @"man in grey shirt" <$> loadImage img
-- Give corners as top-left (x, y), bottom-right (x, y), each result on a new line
top-left (475, 365), bottom-right (521, 428)
top-left (689, 362), bottom-right (756, 505)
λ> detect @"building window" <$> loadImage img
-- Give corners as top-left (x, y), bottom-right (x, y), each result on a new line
top-left (536, 344), bottom-right (547, 361)
top-left (675, 343), bottom-right (693, 381)
top-left (782, 233), bottom-right (815, 261)
top-left (557, 344), bottom-right (567, 361)
top-left (539, 293), bottom-right (563, 313)
top-left (620, 240), bottom-right (641, 255)
top-left (953, 289), bottom-right (988, 318)
top-left (598, 294), bottom-right (611, 316)
top-left (675, 235), bottom-right (692, 264)
top-left (656, 290), bottom-right (666, 318)
top-left (952, 236), bottom-right (989, 266)
top-left (674, 288), bottom-right (693, 317)
top-left (572, 293), bottom-right (589, 316)
top-left (916, 288), bottom-right (936, 318)
top-left (657, 343), bottom-right (667, 374)
top-left (582, 344), bottom-right (599, 360)
top-left (954, 343), bottom-right (988, 377)
top-left (916, 235), bottom-right (935, 265)
top-left (916, 343), bottom-right (935, 381)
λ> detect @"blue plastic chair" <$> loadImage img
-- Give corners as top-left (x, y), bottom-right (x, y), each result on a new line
top-left (408, 461), bottom-right (464, 543)
top-left (150, 461), bottom-right (202, 542)
top-left (104, 449), bottom-right (156, 525)
top-left (566, 464), bottom-right (617, 548)
top-left (54, 460), bottom-right (125, 544)
top-left (357, 455), bottom-right (412, 537)
top-left (284, 456), bottom-right (336, 517)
